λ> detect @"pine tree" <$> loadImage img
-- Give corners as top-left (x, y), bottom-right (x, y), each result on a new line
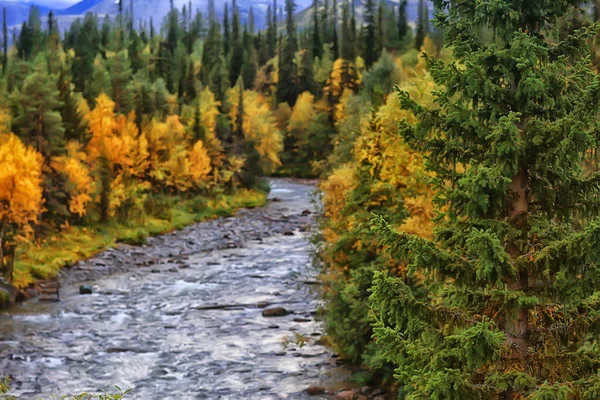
top-left (371, 0), bottom-right (600, 398)
top-left (107, 50), bottom-right (133, 113)
top-left (312, 0), bottom-right (323, 60)
top-left (249, 7), bottom-right (255, 34)
top-left (223, 3), bottom-right (231, 58)
top-left (362, 0), bottom-right (378, 68)
top-left (414, 0), bottom-right (427, 50)
top-left (14, 55), bottom-right (65, 159)
top-left (241, 27), bottom-right (258, 88)
top-left (331, 0), bottom-right (339, 60)
top-left (229, 1), bottom-right (244, 86)
top-left (376, 0), bottom-right (384, 54)
top-left (322, 0), bottom-right (329, 44)
top-left (276, 0), bottom-right (300, 106)
top-left (350, 0), bottom-right (356, 54)
top-left (266, 5), bottom-right (276, 59)
top-left (397, 0), bottom-right (408, 43)
top-left (340, 0), bottom-right (354, 61)
top-left (17, 22), bottom-right (33, 59)
top-left (2, 8), bottom-right (7, 75)
top-left (57, 70), bottom-right (88, 143)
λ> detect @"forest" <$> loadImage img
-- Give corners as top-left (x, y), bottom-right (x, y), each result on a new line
top-left (3, 0), bottom-right (600, 398)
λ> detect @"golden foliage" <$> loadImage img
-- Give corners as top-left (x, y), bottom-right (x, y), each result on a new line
top-left (51, 141), bottom-right (94, 217)
top-left (0, 133), bottom-right (44, 235)
top-left (242, 90), bottom-right (283, 173)
top-left (189, 140), bottom-right (212, 185)
top-left (289, 91), bottom-right (317, 143)
top-left (320, 164), bottom-right (356, 223)
top-left (198, 86), bottom-right (224, 164)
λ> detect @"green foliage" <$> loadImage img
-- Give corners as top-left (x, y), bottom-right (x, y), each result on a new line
top-left (370, 0), bottom-right (600, 398)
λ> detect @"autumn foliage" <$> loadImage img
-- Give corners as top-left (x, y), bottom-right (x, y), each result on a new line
top-left (0, 133), bottom-right (43, 282)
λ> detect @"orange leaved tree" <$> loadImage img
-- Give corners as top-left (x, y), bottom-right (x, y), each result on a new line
top-left (0, 134), bottom-right (44, 283)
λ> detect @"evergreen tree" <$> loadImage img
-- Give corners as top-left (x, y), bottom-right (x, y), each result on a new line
top-left (17, 22), bottom-right (33, 59)
top-left (397, 0), bottom-right (408, 43)
top-left (371, 0), bottom-right (600, 398)
top-left (57, 69), bottom-right (88, 143)
top-left (229, 1), bottom-right (244, 86)
top-left (2, 8), bottom-right (6, 75)
top-left (241, 27), bottom-right (258, 87)
top-left (350, 0), bottom-right (357, 54)
top-left (376, 0), bottom-right (384, 54)
top-left (14, 55), bottom-right (65, 158)
top-left (322, 0), bottom-right (330, 44)
top-left (276, 0), bottom-right (300, 106)
top-left (340, 0), bottom-right (354, 61)
top-left (414, 0), bottom-right (427, 50)
top-left (249, 7), bottom-right (255, 34)
top-left (312, 0), bottom-right (323, 60)
top-left (223, 3), bottom-right (231, 58)
top-left (266, 5), bottom-right (276, 58)
top-left (69, 14), bottom-right (100, 96)
top-left (362, 0), bottom-right (378, 68)
top-left (332, 0), bottom-right (339, 60)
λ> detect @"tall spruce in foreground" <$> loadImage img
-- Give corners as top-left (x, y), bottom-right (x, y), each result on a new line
top-left (370, 0), bottom-right (600, 398)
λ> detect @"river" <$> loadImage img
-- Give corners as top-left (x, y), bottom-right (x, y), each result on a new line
top-left (0, 179), bottom-right (349, 400)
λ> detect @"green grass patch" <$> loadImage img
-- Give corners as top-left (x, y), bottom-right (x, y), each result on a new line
top-left (13, 189), bottom-right (267, 289)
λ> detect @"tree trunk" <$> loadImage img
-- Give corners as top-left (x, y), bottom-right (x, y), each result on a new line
top-left (504, 166), bottom-right (529, 399)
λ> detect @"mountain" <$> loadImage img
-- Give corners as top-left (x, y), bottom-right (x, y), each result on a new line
top-left (1, 0), bottom-right (426, 36)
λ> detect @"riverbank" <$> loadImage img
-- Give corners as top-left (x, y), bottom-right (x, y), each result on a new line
top-left (11, 189), bottom-right (267, 293)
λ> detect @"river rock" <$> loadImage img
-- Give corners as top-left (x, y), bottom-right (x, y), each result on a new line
top-left (79, 284), bottom-right (93, 295)
top-left (306, 385), bottom-right (326, 395)
top-left (334, 390), bottom-right (356, 400)
top-left (283, 231), bottom-right (295, 236)
top-left (262, 307), bottom-right (289, 317)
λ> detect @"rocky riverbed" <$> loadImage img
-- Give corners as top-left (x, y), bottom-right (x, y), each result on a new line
top-left (0, 179), bottom-right (363, 400)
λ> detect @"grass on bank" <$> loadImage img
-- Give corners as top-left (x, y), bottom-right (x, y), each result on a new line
top-left (12, 189), bottom-right (267, 289)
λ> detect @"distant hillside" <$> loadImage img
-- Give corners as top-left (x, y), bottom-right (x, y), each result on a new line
top-left (1, 0), bottom-right (427, 37)
top-left (295, 0), bottom-right (425, 30)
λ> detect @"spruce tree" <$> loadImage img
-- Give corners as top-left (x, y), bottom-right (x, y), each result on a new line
top-left (350, 0), bottom-right (356, 54)
top-left (371, 0), bottom-right (600, 398)
top-left (223, 3), bottom-right (231, 58)
top-left (414, 0), bottom-right (427, 50)
top-left (312, 0), bottom-right (323, 60)
top-left (276, 0), bottom-right (300, 106)
top-left (321, 0), bottom-right (329, 45)
top-left (14, 54), bottom-right (65, 158)
top-left (376, 0), bottom-right (384, 54)
top-left (362, 0), bottom-right (378, 69)
top-left (397, 0), bottom-right (408, 43)
top-left (249, 7), bottom-right (255, 34)
top-left (2, 8), bottom-right (7, 74)
top-left (57, 69), bottom-right (88, 144)
top-left (229, 2), bottom-right (244, 86)
top-left (331, 0), bottom-right (339, 60)
top-left (340, 0), bottom-right (354, 61)
top-left (266, 5), bottom-right (276, 59)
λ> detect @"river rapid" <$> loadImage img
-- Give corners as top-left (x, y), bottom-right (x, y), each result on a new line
top-left (0, 179), bottom-right (348, 400)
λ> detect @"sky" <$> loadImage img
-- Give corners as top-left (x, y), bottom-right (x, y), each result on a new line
top-left (14, 0), bottom-right (81, 6)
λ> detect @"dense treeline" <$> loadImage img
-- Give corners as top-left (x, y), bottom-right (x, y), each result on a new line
top-left (0, 0), bottom-right (427, 287)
